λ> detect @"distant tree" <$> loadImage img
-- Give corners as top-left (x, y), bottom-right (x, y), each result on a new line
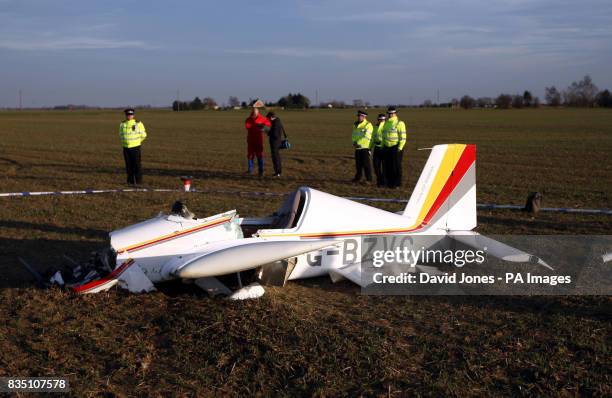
top-left (563, 75), bottom-right (598, 107)
top-left (228, 96), bottom-right (240, 107)
top-left (353, 99), bottom-right (364, 108)
top-left (459, 95), bottom-right (475, 109)
top-left (495, 94), bottom-right (513, 109)
top-left (597, 89), bottom-right (612, 107)
top-left (476, 97), bottom-right (493, 108)
top-left (278, 93), bottom-right (311, 109)
top-left (533, 96), bottom-right (541, 108)
top-left (451, 98), bottom-right (460, 108)
top-left (512, 95), bottom-right (524, 109)
top-left (202, 97), bottom-right (217, 109)
top-left (523, 90), bottom-right (533, 107)
top-left (545, 86), bottom-right (561, 107)
top-left (240, 101), bottom-right (247, 108)
top-left (172, 100), bottom-right (191, 111)
top-left (422, 99), bottom-right (433, 107)
top-left (190, 97), bottom-right (204, 110)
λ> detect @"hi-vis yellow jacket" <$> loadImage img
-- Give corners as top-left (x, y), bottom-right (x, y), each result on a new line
top-left (370, 122), bottom-right (384, 149)
top-left (381, 116), bottom-right (406, 150)
top-left (119, 119), bottom-right (147, 148)
top-left (352, 119), bottom-right (373, 149)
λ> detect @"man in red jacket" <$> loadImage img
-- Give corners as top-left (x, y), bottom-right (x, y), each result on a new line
top-left (245, 107), bottom-right (271, 176)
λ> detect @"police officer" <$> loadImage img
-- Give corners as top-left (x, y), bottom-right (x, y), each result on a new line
top-left (352, 110), bottom-right (373, 183)
top-left (381, 106), bottom-right (406, 188)
top-left (119, 108), bottom-right (147, 185)
top-left (371, 113), bottom-right (386, 187)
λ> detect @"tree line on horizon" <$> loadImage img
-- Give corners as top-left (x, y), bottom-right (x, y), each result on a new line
top-left (170, 75), bottom-right (612, 112)
top-left (172, 93), bottom-right (311, 111)
top-left (451, 75), bottom-right (611, 109)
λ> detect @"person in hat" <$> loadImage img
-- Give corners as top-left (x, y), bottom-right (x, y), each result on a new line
top-left (351, 110), bottom-right (373, 183)
top-left (244, 106), bottom-right (271, 176)
top-left (265, 111), bottom-right (286, 177)
top-left (119, 108), bottom-right (147, 185)
top-left (380, 106), bottom-right (407, 188)
top-left (371, 113), bottom-right (386, 187)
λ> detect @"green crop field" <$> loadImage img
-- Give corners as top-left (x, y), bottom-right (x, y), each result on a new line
top-left (0, 108), bottom-right (611, 396)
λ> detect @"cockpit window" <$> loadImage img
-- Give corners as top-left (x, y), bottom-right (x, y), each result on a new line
top-left (271, 189), bottom-right (306, 229)
top-left (290, 193), bottom-right (306, 229)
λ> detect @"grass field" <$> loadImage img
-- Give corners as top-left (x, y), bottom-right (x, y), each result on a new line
top-left (0, 108), bottom-right (611, 396)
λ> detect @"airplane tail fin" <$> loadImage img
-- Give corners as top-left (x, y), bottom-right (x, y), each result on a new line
top-left (402, 144), bottom-right (476, 231)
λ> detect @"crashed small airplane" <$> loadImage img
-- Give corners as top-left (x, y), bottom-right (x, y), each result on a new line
top-left (48, 144), bottom-right (550, 298)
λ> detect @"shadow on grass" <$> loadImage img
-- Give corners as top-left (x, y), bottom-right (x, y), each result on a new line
top-left (24, 163), bottom-right (355, 186)
top-left (0, 220), bottom-right (107, 239)
top-left (0, 237), bottom-right (103, 289)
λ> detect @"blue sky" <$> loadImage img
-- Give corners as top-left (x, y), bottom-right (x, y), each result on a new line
top-left (1, 0), bottom-right (611, 107)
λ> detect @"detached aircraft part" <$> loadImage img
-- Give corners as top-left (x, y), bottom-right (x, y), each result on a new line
top-left (117, 262), bottom-right (156, 293)
top-left (259, 258), bottom-right (297, 287)
top-left (71, 259), bottom-right (134, 294)
top-left (229, 283), bottom-right (266, 300)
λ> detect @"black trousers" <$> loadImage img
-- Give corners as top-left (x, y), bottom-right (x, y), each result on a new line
top-left (354, 148), bottom-right (372, 182)
top-left (270, 140), bottom-right (282, 175)
top-left (372, 146), bottom-right (385, 186)
top-left (396, 149), bottom-right (404, 187)
top-left (383, 145), bottom-right (399, 188)
top-left (123, 146), bottom-right (142, 185)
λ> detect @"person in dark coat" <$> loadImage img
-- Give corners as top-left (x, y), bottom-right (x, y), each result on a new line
top-left (266, 112), bottom-right (285, 177)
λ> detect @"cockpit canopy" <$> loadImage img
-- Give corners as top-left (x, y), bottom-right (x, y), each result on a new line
top-left (268, 188), bottom-right (307, 229)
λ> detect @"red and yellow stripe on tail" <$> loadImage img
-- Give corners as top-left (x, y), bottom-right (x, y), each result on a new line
top-left (403, 143), bottom-right (476, 229)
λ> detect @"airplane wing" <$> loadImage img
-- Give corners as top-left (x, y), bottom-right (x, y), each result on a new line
top-left (448, 231), bottom-right (553, 270)
top-left (175, 238), bottom-right (338, 279)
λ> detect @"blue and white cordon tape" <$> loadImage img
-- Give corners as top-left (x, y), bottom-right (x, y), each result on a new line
top-left (0, 187), bottom-right (610, 215)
